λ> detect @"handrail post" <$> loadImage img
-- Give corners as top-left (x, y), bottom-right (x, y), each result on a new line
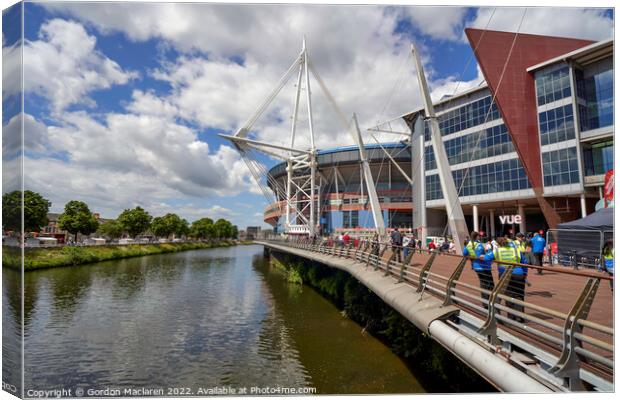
top-left (416, 251), bottom-right (437, 292)
top-left (399, 250), bottom-right (415, 283)
top-left (442, 257), bottom-right (468, 306)
top-left (477, 265), bottom-right (514, 346)
top-left (385, 251), bottom-right (396, 276)
top-left (375, 244), bottom-right (388, 271)
top-left (549, 277), bottom-right (600, 391)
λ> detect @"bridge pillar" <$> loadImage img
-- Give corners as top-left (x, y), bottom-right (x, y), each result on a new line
top-left (518, 204), bottom-right (526, 234)
top-left (473, 204), bottom-right (479, 233)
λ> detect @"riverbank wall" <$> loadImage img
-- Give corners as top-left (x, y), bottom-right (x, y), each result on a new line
top-left (3, 241), bottom-right (251, 271)
top-left (268, 250), bottom-right (494, 393)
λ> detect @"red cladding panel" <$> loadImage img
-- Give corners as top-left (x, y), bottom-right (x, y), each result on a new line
top-left (465, 28), bottom-right (593, 189)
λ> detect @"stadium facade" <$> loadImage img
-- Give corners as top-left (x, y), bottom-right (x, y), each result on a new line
top-left (263, 29), bottom-right (613, 237)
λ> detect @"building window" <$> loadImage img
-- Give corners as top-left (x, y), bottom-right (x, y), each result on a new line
top-left (535, 65), bottom-right (571, 106)
top-left (582, 140), bottom-right (614, 176)
top-left (542, 147), bottom-right (580, 186)
top-left (425, 158), bottom-right (530, 200)
top-left (538, 104), bottom-right (575, 146)
top-left (342, 210), bottom-right (359, 229)
top-left (425, 174), bottom-right (443, 200)
top-left (425, 124), bottom-right (514, 171)
top-left (424, 95), bottom-right (501, 140)
top-left (576, 62), bottom-right (613, 131)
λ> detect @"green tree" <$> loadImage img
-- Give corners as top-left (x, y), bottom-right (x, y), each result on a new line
top-left (97, 219), bottom-right (124, 240)
top-left (177, 218), bottom-right (190, 238)
top-left (231, 225), bottom-right (239, 239)
top-left (117, 206), bottom-right (152, 238)
top-left (58, 200), bottom-right (99, 242)
top-left (2, 190), bottom-right (51, 233)
top-left (151, 213), bottom-right (183, 239)
top-left (190, 218), bottom-right (214, 240)
top-left (214, 218), bottom-right (233, 239)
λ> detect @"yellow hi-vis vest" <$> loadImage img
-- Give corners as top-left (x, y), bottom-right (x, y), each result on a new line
top-left (494, 245), bottom-right (525, 275)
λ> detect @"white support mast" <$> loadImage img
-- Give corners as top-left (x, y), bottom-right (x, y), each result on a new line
top-left (224, 38), bottom-right (388, 238)
top-left (411, 43), bottom-right (468, 253)
top-left (353, 114), bottom-right (386, 236)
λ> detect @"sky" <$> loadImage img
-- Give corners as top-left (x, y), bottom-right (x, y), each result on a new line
top-left (1, 2), bottom-right (614, 229)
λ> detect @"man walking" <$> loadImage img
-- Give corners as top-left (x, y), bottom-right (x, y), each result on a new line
top-left (390, 228), bottom-right (403, 263)
top-left (463, 231), bottom-right (494, 309)
top-left (484, 237), bottom-right (528, 322)
top-left (531, 232), bottom-right (546, 275)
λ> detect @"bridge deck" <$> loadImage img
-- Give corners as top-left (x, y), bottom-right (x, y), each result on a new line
top-left (390, 249), bottom-right (614, 379)
top-left (261, 240), bottom-right (614, 391)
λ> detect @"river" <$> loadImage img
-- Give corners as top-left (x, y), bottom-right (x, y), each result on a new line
top-left (3, 245), bottom-right (426, 395)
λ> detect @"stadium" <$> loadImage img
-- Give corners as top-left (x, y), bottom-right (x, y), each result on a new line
top-left (225, 29), bottom-right (613, 240)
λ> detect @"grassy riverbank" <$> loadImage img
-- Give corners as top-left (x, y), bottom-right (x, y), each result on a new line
top-left (3, 241), bottom-right (253, 271)
top-left (269, 251), bottom-right (494, 393)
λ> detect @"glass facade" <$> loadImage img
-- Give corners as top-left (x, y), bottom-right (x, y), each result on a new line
top-left (426, 158), bottom-right (530, 201)
top-left (342, 210), bottom-right (359, 229)
top-left (542, 147), bottom-right (580, 186)
top-left (424, 95), bottom-right (501, 140)
top-left (583, 140), bottom-right (613, 176)
top-left (535, 65), bottom-right (571, 106)
top-left (576, 60), bottom-right (613, 131)
top-left (425, 124), bottom-right (514, 171)
top-left (538, 104), bottom-right (575, 145)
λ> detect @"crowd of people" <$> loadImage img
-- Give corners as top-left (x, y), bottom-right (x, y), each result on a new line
top-left (326, 228), bottom-right (613, 321)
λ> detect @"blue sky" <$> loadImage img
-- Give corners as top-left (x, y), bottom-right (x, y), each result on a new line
top-left (2, 2), bottom-right (613, 228)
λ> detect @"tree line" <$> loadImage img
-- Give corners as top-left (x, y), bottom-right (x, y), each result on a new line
top-left (2, 190), bottom-right (238, 241)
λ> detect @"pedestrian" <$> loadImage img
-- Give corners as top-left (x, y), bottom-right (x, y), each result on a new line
top-left (429, 240), bottom-right (437, 251)
top-left (390, 228), bottom-right (403, 263)
top-left (343, 232), bottom-right (351, 247)
top-left (402, 235), bottom-right (411, 260)
top-left (531, 232), bottom-right (546, 275)
top-left (463, 231), bottom-right (494, 309)
top-left (483, 236), bottom-right (528, 322)
top-left (601, 239), bottom-right (614, 291)
top-left (522, 241), bottom-right (539, 279)
top-left (515, 233), bottom-right (527, 252)
top-left (440, 238), bottom-right (450, 252)
top-left (337, 233), bottom-right (344, 247)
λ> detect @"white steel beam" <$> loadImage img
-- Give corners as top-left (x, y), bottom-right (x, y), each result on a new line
top-left (234, 54), bottom-right (303, 138)
top-left (353, 114), bottom-right (386, 236)
top-left (219, 134), bottom-right (311, 155)
top-left (411, 43), bottom-right (468, 253)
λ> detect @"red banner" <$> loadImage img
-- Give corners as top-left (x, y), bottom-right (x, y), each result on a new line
top-left (604, 169), bottom-right (614, 205)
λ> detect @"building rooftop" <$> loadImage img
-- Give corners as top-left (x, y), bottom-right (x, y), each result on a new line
top-left (526, 38), bottom-right (613, 72)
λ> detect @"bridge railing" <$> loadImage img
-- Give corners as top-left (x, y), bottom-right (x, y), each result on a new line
top-left (265, 236), bottom-right (614, 391)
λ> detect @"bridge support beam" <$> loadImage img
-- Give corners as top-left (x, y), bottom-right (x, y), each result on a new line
top-left (428, 320), bottom-right (552, 392)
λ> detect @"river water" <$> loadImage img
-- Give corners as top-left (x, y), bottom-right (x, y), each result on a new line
top-left (3, 245), bottom-right (426, 395)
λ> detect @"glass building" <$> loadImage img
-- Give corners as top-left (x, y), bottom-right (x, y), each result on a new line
top-left (264, 33), bottom-right (613, 237)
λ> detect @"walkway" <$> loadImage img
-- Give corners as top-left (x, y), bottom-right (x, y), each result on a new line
top-left (257, 239), bottom-right (613, 393)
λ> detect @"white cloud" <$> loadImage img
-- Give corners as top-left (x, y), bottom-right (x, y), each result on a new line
top-left (465, 7), bottom-right (613, 42)
top-left (21, 18), bottom-right (137, 112)
top-left (2, 40), bottom-right (21, 96)
top-left (2, 113), bottom-right (50, 157)
top-left (398, 6), bottom-right (468, 41)
top-left (44, 108), bottom-right (257, 198)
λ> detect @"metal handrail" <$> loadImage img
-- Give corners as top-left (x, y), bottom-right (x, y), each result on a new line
top-left (264, 237), bottom-right (614, 385)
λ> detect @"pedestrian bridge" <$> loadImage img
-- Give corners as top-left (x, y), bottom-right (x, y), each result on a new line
top-left (257, 238), bottom-right (614, 393)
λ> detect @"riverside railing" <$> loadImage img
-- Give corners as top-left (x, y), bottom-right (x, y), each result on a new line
top-left (264, 237), bottom-right (614, 392)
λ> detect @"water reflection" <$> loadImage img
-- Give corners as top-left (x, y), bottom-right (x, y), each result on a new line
top-left (3, 245), bottom-right (424, 394)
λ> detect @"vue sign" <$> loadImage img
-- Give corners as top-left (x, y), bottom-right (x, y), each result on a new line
top-left (499, 214), bottom-right (522, 224)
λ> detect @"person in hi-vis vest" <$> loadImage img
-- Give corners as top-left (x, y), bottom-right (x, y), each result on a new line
top-left (483, 236), bottom-right (528, 323)
top-left (463, 231), bottom-right (494, 309)
top-left (601, 239), bottom-right (614, 291)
